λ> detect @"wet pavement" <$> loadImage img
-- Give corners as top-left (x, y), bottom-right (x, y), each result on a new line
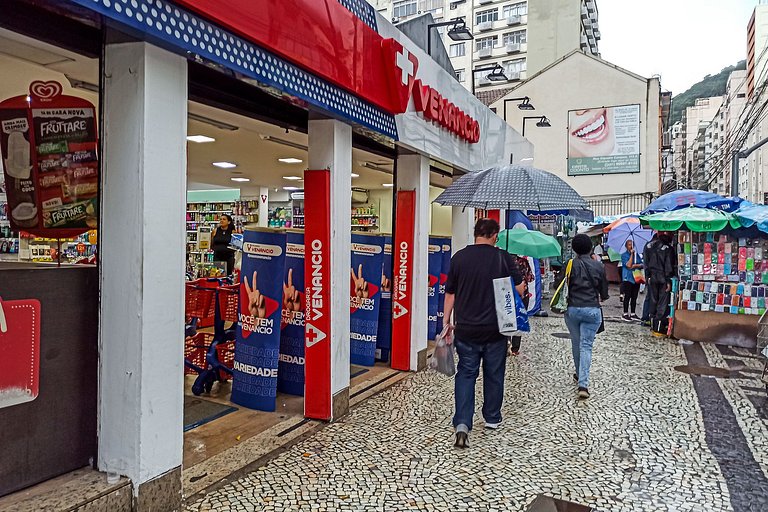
top-left (187, 288), bottom-right (768, 511)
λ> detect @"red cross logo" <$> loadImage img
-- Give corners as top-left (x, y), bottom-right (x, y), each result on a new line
top-left (392, 301), bottom-right (409, 319)
top-left (382, 38), bottom-right (419, 114)
top-left (306, 322), bottom-right (327, 347)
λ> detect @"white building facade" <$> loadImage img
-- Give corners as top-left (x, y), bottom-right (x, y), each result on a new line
top-left (366, 0), bottom-right (599, 103)
top-left (491, 51), bottom-right (661, 216)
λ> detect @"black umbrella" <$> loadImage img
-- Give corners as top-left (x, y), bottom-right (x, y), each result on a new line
top-left (434, 165), bottom-right (590, 215)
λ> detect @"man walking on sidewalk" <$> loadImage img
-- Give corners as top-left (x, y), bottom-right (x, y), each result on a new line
top-left (443, 218), bottom-right (525, 448)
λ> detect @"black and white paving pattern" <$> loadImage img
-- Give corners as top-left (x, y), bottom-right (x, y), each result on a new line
top-left (187, 315), bottom-right (768, 511)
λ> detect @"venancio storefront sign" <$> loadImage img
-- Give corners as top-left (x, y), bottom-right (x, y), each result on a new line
top-left (412, 80), bottom-right (480, 143)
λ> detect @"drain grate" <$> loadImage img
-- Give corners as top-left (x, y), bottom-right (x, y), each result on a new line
top-left (526, 495), bottom-right (593, 511)
top-left (552, 332), bottom-right (571, 339)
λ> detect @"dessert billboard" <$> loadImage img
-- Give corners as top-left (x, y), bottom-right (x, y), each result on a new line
top-left (0, 81), bottom-right (98, 238)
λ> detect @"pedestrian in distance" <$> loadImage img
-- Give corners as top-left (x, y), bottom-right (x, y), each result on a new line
top-left (564, 234), bottom-right (609, 400)
top-left (621, 239), bottom-right (643, 322)
top-left (509, 254), bottom-right (533, 356)
top-left (443, 218), bottom-right (525, 449)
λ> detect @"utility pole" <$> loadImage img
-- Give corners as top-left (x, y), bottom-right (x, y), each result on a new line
top-left (732, 134), bottom-right (768, 196)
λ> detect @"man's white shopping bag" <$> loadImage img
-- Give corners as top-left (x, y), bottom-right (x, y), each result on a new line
top-left (493, 276), bottom-right (518, 336)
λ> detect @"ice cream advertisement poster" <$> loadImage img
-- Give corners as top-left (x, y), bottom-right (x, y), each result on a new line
top-left (0, 81), bottom-right (98, 238)
top-left (567, 104), bottom-right (640, 176)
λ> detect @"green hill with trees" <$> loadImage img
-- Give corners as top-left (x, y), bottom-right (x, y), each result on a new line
top-left (671, 60), bottom-right (746, 124)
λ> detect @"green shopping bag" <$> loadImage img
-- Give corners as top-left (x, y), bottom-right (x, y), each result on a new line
top-left (550, 259), bottom-right (573, 314)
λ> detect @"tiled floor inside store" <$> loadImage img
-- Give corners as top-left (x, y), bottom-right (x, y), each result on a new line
top-left (187, 292), bottom-right (768, 512)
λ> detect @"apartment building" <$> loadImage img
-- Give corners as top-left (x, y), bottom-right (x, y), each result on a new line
top-left (681, 96), bottom-right (722, 189)
top-left (367, 0), bottom-right (599, 103)
top-left (704, 70), bottom-right (747, 196)
top-left (742, 2), bottom-right (768, 203)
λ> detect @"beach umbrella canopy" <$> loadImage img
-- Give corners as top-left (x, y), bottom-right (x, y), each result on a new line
top-left (603, 215), bottom-right (640, 233)
top-left (434, 165), bottom-right (590, 212)
top-left (641, 189), bottom-right (743, 215)
top-left (640, 206), bottom-right (741, 232)
top-left (497, 228), bottom-right (562, 259)
top-left (733, 203), bottom-right (768, 234)
top-left (605, 217), bottom-right (654, 254)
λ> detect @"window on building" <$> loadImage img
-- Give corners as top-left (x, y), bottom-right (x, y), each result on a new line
top-left (738, 93), bottom-right (746, 98)
top-left (503, 30), bottom-right (527, 45)
top-left (503, 2), bottom-right (528, 18)
top-left (420, 0), bottom-right (442, 10)
top-left (476, 8), bottom-right (499, 24)
top-left (503, 58), bottom-right (526, 75)
top-left (476, 35), bottom-right (498, 51)
top-left (450, 0), bottom-right (466, 9)
top-left (456, 69), bottom-right (466, 82)
top-left (449, 42), bottom-right (466, 57)
top-left (393, 0), bottom-right (417, 18)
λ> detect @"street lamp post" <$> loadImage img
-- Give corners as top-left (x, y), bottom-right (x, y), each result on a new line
top-left (502, 97), bottom-right (535, 120)
top-left (427, 17), bottom-right (473, 57)
top-left (470, 64), bottom-right (508, 95)
top-left (522, 116), bottom-right (551, 137)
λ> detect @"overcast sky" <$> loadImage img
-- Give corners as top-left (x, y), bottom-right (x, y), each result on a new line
top-left (598, 0), bottom-right (758, 95)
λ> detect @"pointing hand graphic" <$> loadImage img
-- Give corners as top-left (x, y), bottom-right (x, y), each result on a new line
top-left (351, 264), bottom-right (370, 299)
top-left (244, 271), bottom-right (267, 318)
top-left (283, 268), bottom-right (301, 312)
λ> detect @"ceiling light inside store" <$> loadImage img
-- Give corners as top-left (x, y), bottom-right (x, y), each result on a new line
top-left (283, 176), bottom-right (303, 180)
top-left (187, 135), bottom-right (216, 143)
top-left (278, 158), bottom-right (303, 164)
top-left (283, 186), bottom-right (300, 191)
top-left (382, 183), bottom-right (394, 187)
top-left (231, 177), bottom-right (250, 182)
top-left (213, 162), bottom-right (237, 169)
top-left (350, 173), bottom-right (360, 178)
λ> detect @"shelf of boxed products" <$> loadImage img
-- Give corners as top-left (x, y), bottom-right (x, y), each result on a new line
top-left (17, 232), bottom-right (97, 263)
top-left (351, 204), bottom-right (378, 229)
top-left (678, 231), bottom-right (768, 316)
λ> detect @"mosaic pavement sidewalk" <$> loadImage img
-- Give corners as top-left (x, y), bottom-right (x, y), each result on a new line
top-left (187, 317), bottom-right (768, 512)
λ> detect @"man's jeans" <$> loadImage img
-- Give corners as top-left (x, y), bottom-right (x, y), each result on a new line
top-left (564, 307), bottom-right (601, 389)
top-left (452, 337), bottom-right (508, 431)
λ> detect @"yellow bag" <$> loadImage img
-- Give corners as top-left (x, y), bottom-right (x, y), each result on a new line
top-left (549, 259), bottom-right (573, 314)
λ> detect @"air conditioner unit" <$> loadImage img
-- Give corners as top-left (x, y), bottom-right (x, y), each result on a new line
top-left (506, 15), bottom-right (521, 25)
top-left (351, 188), bottom-right (369, 204)
top-left (477, 21), bottom-right (493, 31)
top-left (506, 43), bottom-right (520, 53)
top-left (478, 47), bottom-right (493, 58)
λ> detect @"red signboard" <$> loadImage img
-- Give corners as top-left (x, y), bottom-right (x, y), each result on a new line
top-left (0, 297), bottom-right (41, 410)
top-left (0, 81), bottom-right (98, 238)
top-left (303, 170), bottom-right (332, 419)
top-left (391, 190), bottom-right (415, 371)
top-left (174, 0), bottom-right (401, 114)
top-left (173, 1), bottom-right (481, 142)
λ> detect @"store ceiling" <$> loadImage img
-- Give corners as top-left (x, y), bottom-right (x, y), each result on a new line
top-left (0, 28), bottom-right (452, 195)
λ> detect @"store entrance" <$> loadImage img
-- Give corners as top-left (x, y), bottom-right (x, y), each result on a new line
top-left (181, 91), bottom-right (407, 491)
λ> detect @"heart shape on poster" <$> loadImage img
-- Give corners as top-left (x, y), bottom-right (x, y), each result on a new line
top-left (29, 80), bottom-right (63, 100)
